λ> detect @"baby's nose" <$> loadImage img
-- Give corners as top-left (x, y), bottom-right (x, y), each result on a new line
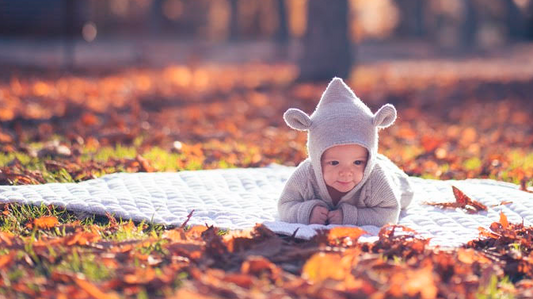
top-left (339, 168), bottom-right (353, 177)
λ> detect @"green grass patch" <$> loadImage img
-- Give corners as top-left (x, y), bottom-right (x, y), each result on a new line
top-left (55, 250), bottom-right (114, 281)
top-left (476, 275), bottom-right (515, 299)
top-left (0, 203), bottom-right (78, 235)
top-left (142, 147), bottom-right (182, 171)
top-left (464, 157), bottom-right (482, 171)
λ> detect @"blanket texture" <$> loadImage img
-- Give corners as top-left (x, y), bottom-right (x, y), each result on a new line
top-left (1, 166), bottom-right (531, 247)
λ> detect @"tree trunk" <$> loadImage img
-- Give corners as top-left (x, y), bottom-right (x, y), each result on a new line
top-left (394, 0), bottom-right (426, 38)
top-left (275, 0), bottom-right (289, 43)
top-left (461, 0), bottom-right (478, 48)
top-left (298, 0), bottom-right (352, 82)
top-left (528, 2), bottom-right (533, 39)
top-left (275, 0), bottom-right (289, 59)
top-left (228, 0), bottom-right (240, 41)
top-left (505, 0), bottom-right (526, 40)
top-left (62, 0), bottom-right (75, 70)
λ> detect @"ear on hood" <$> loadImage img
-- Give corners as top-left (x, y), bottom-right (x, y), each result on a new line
top-left (373, 104), bottom-right (397, 128)
top-left (284, 108), bottom-right (312, 131)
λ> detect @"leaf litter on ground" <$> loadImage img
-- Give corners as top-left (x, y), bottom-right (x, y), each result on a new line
top-left (0, 58), bottom-right (532, 297)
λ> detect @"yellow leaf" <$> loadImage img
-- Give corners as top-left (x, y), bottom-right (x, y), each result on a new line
top-left (302, 253), bottom-right (345, 283)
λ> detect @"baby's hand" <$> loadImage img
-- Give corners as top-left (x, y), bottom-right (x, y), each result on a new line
top-left (309, 205), bottom-right (328, 224)
top-left (327, 209), bottom-right (343, 225)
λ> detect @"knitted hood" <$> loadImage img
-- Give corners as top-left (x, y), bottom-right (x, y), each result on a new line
top-left (283, 77), bottom-right (397, 204)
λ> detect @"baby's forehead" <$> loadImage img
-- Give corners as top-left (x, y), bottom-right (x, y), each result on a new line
top-left (321, 144), bottom-right (368, 158)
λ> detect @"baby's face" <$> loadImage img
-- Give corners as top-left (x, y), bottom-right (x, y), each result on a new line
top-left (321, 144), bottom-right (368, 193)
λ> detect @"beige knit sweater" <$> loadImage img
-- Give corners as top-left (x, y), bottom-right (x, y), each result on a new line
top-left (278, 77), bottom-right (413, 226)
top-left (278, 154), bottom-right (413, 225)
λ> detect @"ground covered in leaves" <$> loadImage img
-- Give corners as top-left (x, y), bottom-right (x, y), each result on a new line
top-left (0, 49), bottom-right (532, 298)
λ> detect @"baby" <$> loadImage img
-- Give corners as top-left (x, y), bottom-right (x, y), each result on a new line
top-left (278, 77), bottom-right (413, 226)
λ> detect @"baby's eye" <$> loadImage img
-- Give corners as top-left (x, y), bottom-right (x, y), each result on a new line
top-left (354, 160), bottom-right (365, 166)
top-left (329, 161), bottom-right (339, 166)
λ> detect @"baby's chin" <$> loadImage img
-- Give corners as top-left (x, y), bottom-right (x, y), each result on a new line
top-left (331, 183), bottom-right (356, 193)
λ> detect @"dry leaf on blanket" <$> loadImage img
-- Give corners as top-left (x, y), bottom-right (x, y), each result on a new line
top-left (424, 186), bottom-right (488, 214)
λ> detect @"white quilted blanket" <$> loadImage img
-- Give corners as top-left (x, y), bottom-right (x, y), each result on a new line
top-left (1, 166), bottom-right (532, 247)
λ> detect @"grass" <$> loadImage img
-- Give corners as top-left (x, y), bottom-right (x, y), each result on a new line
top-left (476, 275), bottom-right (515, 299)
top-left (55, 251), bottom-right (115, 281)
top-left (0, 203), bottom-right (78, 235)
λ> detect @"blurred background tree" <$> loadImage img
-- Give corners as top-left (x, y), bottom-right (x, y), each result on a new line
top-left (0, 0), bottom-right (532, 79)
top-left (297, 0), bottom-right (352, 81)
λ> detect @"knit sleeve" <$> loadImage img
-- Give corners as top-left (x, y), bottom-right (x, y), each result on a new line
top-left (278, 161), bottom-right (328, 224)
top-left (339, 164), bottom-right (401, 226)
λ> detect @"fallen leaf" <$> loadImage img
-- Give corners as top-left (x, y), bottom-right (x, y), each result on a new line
top-left (499, 211), bottom-right (509, 229)
top-left (302, 252), bottom-right (346, 283)
top-left (328, 226), bottom-right (368, 244)
top-left (64, 232), bottom-right (101, 246)
top-left (241, 256), bottom-right (280, 279)
top-left (223, 273), bottom-right (254, 288)
top-left (74, 276), bottom-right (120, 299)
top-left (0, 252), bottom-right (15, 269)
top-left (34, 216), bottom-right (59, 229)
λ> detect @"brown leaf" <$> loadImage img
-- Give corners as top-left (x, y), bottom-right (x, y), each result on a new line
top-left (180, 210), bottom-right (195, 229)
top-left (520, 178), bottom-right (533, 193)
top-left (241, 256), bottom-right (280, 280)
top-left (427, 186), bottom-right (488, 214)
top-left (136, 154), bottom-right (156, 172)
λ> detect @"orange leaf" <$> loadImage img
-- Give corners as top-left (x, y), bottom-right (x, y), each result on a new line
top-left (457, 248), bottom-right (490, 264)
top-left (0, 232), bottom-right (14, 246)
top-left (223, 273), bottom-right (254, 288)
top-left (123, 267), bottom-right (156, 284)
top-left (499, 211), bottom-right (509, 229)
top-left (328, 227), bottom-right (368, 243)
top-left (186, 225), bottom-right (209, 239)
top-left (74, 276), bottom-right (120, 299)
top-left (0, 252), bottom-right (15, 269)
top-left (81, 112), bottom-right (99, 126)
top-left (162, 229), bottom-right (187, 242)
top-left (65, 232), bottom-right (101, 246)
top-left (174, 289), bottom-right (214, 299)
top-left (404, 266), bottom-right (438, 299)
top-left (34, 216), bottom-right (59, 229)
top-left (302, 252), bottom-right (354, 283)
top-left (478, 227), bottom-right (500, 239)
